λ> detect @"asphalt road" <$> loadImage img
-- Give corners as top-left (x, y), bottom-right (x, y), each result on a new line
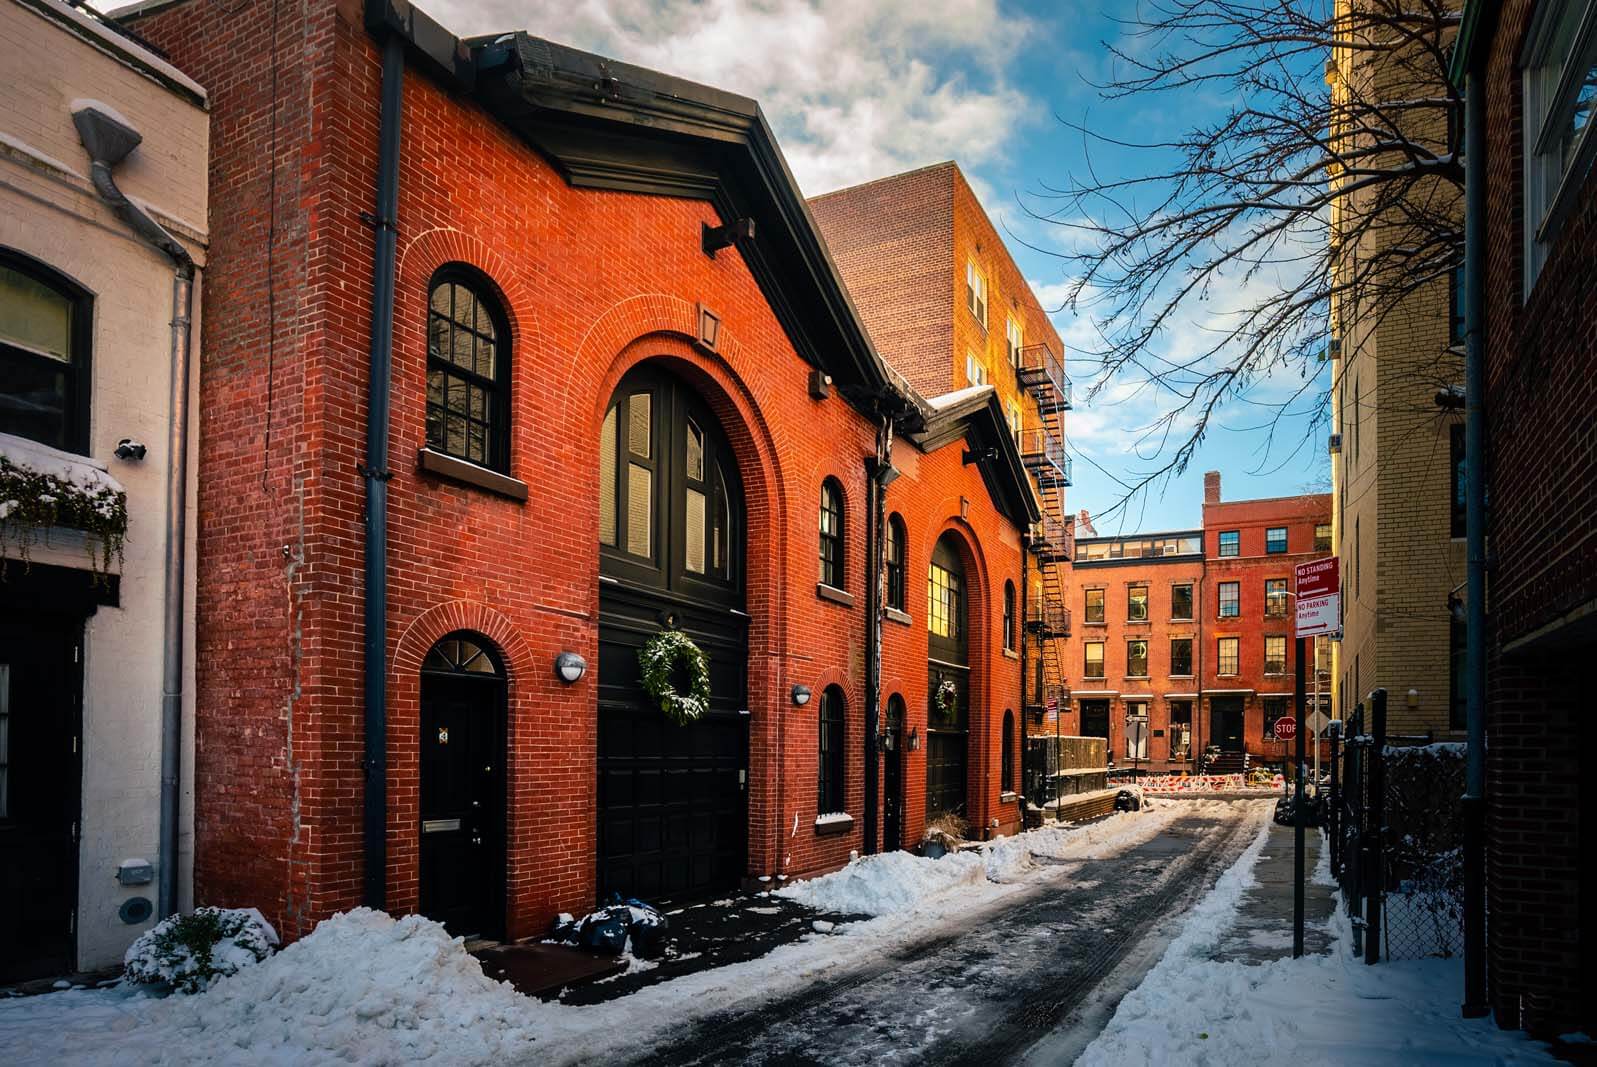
top-left (627, 799), bottom-right (1269, 1067)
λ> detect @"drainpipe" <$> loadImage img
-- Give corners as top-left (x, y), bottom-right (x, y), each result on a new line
top-left (72, 103), bottom-right (196, 920)
top-left (361, 31), bottom-right (404, 911)
top-left (1020, 536), bottom-right (1030, 805)
top-left (863, 415), bottom-right (894, 855)
top-left (1460, 63), bottom-right (1488, 1020)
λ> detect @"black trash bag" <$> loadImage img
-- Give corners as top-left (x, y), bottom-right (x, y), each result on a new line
top-left (576, 908), bottom-right (631, 955)
top-left (621, 899), bottom-right (669, 959)
top-left (548, 913), bottom-right (580, 944)
top-left (1115, 789), bottom-right (1142, 812)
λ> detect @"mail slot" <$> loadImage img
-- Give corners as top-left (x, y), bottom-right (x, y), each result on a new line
top-left (422, 818), bottom-right (461, 833)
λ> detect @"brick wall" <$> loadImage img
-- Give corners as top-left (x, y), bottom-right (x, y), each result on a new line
top-left (130, 0), bottom-right (1029, 939)
top-left (1476, 0), bottom-right (1597, 1037)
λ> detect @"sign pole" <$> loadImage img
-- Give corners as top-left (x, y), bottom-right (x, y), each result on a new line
top-left (1294, 633), bottom-right (1306, 958)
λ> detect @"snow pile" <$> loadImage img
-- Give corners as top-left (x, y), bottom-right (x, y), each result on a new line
top-left (123, 907), bottom-right (279, 994)
top-left (1078, 819), bottom-right (1560, 1066)
top-left (776, 848), bottom-right (987, 915)
top-left (156, 908), bottom-right (555, 1063)
top-left (0, 433), bottom-right (123, 496)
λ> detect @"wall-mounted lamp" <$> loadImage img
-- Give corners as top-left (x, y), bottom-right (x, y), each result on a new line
top-left (1406, 688), bottom-right (1420, 711)
top-left (876, 731), bottom-right (895, 753)
top-left (791, 684), bottom-right (812, 707)
top-left (114, 438), bottom-right (147, 462)
top-left (908, 726), bottom-right (920, 752)
top-left (554, 651), bottom-right (587, 684)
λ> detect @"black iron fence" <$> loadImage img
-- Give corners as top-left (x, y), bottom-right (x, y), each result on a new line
top-left (1327, 688), bottom-right (1466, 963)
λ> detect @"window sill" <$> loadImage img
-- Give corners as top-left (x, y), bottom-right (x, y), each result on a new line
top-left (1000, 791), bottom-right (1018, 804)
top-left (1125, 675), bottom-right (1149, 681)
top-left (1125, 619), bottom-right (1151, 625)
top-left (817, 583), bottom-right (855, 608)
top-left (1170, 618), bottom-right (1195, 624)
top-left (885, 606), bottom-right (912, 626)
top-left (1170, 674), bottom-right (1194, 680)
top-left (814, 813), bottom-right (853, 837)
top-left (1083, 620), bottom-right (1107, 627)
top-left (417, 448), bottom-right (527, 502)
top-left (1003, 648), bottom-right (1019, 661)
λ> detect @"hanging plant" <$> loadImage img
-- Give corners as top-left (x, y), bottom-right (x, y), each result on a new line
top-left (935, 678), bottom-right (959, 717)
top-left (0, 443), bottom-right (128, 578)
top-left (638, 629), bottom-right (712, 726)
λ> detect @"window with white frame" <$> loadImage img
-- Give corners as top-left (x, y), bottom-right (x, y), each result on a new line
top-left (966, 260), bottom-right (988, 326)
top-left (1007, 400), bottom-right (1022, 444)
top-left (1006, 316), bottom-right (1023, 367)
top-left (966, 351), bottom-right (988, 386)
top-left (1522, 0), bottom-right (1597, 293)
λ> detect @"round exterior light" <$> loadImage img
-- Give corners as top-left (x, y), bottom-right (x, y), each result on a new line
top-left (555, 651), bottom-right (587, 684)
top-left (791, 684), bottom-right (812, 707)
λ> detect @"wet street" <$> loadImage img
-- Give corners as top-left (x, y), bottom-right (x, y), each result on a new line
top-left (629, 799), bottom-right (1270, 1066)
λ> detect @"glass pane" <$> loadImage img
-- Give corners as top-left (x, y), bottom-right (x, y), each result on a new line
top-left (0, 352), bottom-right (69, 448)
top-left (467, 384), bottom-right (485, 420)
top-left (430, 283), bottom-right (451, 317)
top-left (451, 325), bottom-right (474, 371)
top-left (714, 470), bottom-right (728, 573)
top-left (686, 419), bottom-right (704, 481)
top-left (599, 408), bottom-right (617, 546)
top-left (627, 463), bottom-right (652, 558)
top-left (468, 421), bottom-right (485, 464)
top-left (475, 333), bottom-right (494, 379)
top-left (428, 315), bottom-right (449, 358)
top-left (0, 265), bottom-right (73, 362)
top-left (685, 488), bottom-right (706, 574)
top-left (628, 393), bottom-right (651, 458)
top-left (446, 414), bottom-right (467, 457)
top-left (474, 296), bottom-right (496, 339)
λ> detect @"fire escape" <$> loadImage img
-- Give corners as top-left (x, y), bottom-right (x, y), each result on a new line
top-left (1016, 343), bottom-right (1073, 724)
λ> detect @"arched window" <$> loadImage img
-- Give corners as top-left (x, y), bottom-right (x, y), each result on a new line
top-left (1002, 709), bottom-right (1016, 793)
top-left (1002, 581), bottom-right (1017, 652)
top-left (1, 249), bottom-right (91, 453)
top-left (426, 267), bottom-right (509, 472)
top-left (885, 514), bottom-right (907, 612)
top-left (421, 633), bottom-right (504, 676)
top-left (819, 478), bottom-right (845, 589)
top-left (818, 685), bottom-right (846, 814)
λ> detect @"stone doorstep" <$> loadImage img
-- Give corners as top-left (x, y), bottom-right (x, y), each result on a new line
top-left (473, 942), bottom-right (627, 1001)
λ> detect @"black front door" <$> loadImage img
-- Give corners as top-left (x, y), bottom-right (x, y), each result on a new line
top-left (597, 366), bottom-right (748, 904)
top-left (882, 699), bottom-right (904, 851)
top-left (1213, 697), bottom-right (1246, 752)
top-left (1081, 700), bottom-right (1110, 744)
top-left (0, 613), bottom-right (81, 982)
top-left (419, 637), bottom-right (505, 940)
top-left (926, 665), bottom-right (969, 819)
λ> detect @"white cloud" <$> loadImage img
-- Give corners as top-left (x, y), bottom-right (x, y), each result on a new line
top-left (424, 0), bottom-right (1038, 196)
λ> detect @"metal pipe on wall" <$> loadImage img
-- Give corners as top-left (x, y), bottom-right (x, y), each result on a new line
top-left (73, 103), bottom-right (197, 920)
top-left (361, 30), bottom-right (405, 910)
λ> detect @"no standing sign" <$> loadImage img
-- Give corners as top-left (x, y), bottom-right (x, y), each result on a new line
top-left (1295, 556), bottom-right (1340, 638)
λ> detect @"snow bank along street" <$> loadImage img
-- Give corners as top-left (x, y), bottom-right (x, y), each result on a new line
top-left (3, 799), bottom-right (1262, 1066)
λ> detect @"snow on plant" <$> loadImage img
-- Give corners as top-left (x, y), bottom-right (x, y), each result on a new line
top-left (921, 812), bottom-right (968, 850)
top-left (123, 906), bottom-right (279, 993)
top-left (0, 434), bottom-right (127, 576)
top-left (637, 629), bottom-right (712, 726)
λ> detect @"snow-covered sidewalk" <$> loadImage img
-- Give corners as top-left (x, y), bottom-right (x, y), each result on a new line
top-left (2, 799), bottom-right (1222, 1066)
top-left (1077, 818), bottom-right (1563, 1066)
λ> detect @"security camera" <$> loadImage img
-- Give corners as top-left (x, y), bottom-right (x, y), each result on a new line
top-left (114, 438), bottom-right (147, 461)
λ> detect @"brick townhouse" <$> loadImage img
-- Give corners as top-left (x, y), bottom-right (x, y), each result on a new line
top-left (120, 0), bottom-right (1044, 944)
top-left (1057, 474), bottom-right (1331, 774)
top-left (1453, 0), bottom-right (1596, 1039)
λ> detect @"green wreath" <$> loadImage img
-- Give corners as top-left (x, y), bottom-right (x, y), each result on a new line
top-left (638, 629), bottom-right (712, 726)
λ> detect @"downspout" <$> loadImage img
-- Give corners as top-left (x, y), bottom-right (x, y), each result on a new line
top-left (361, 31), bottom-right (404, 911)
top-left (1461, 62), bottom-right (1488, 1020)
top-left (863, 415), bottom-right (894, 855)
top-left (1019, 535), bottom-right (1030, 806)
top-left (73, 103), bottom-right (196, 921)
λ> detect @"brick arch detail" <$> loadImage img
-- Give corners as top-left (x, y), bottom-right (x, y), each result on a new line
top-left (395, 227), bottom-right (537, 353)
top-left (385, 600), bottom-right (537, 924)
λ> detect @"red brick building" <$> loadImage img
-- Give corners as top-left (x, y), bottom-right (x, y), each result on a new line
top-left (1453, 0), bottom-right (1596, 1038)
top-left (123, 0), bottom-right (1039, 943)
top-left (1057, 474), bottom-right (1331, 773)
top-left (1199, 474), bottom-right (1333, 770)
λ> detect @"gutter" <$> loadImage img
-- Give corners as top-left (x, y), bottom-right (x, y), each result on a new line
top-left (72, 101), bottom-right (195, 920)
top-left (359, 11), bottom-right (406, 910)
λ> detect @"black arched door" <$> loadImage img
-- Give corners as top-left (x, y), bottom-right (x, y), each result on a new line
top-left (419, 634), bottom-right (506, 939)
top-left (926, 535), bottom-right (969, 820)
top-left (597, 365), bottom-right (748, 902)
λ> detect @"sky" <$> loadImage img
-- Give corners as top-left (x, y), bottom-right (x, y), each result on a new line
top-left (412, 0), bottom-right (1335, 532)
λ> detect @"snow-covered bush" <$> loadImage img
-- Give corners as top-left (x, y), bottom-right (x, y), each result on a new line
top-left (123, 906), bottom-right (279, 993)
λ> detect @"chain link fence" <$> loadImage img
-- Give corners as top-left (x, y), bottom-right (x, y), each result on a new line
top-left (1328, 689), bottom-right (1466, 963)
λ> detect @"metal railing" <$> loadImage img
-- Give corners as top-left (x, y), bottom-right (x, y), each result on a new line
top-left (1025, 596), bottom-right (1070, 636)
top-left (1017, 343), bottom-right (1072, 408)
top-left (1030, 512), bottom-right (1074, 562)
top-left (1019, 425), bottom-right (1071, 486)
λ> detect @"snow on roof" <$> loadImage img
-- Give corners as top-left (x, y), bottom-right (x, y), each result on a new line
top-left (0, 432), bottom-right (125, 495)
top-left (924, 384), bottom-right (994, 411)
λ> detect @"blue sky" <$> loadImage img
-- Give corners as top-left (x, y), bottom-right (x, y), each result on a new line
top-left (428, 0), bottom-right (1334, 532)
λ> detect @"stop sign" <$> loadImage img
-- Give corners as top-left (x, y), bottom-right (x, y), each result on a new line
top-left (1274, 716), bottom-right (1297, 742)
